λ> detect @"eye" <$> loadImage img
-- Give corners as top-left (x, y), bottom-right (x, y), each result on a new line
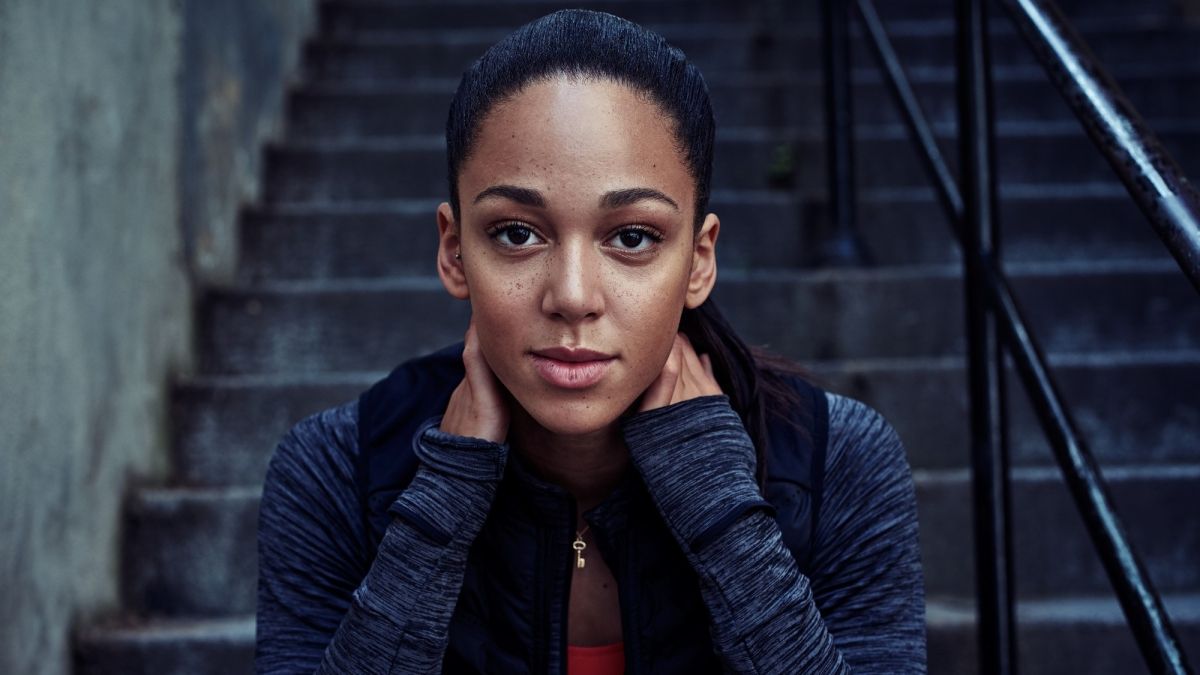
top-left (607, 225), bottom-right (663, 254)
top-left (488, 222), bottom-right (544, 248)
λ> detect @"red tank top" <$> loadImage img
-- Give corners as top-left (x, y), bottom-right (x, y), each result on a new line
top-left (567, 641), bottom-right (625, 675)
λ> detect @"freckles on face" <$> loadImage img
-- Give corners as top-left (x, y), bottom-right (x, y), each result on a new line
top-left (454, 75), bottom-right (700, 436)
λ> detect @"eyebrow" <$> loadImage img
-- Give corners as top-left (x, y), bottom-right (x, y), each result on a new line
top-left (472, 184), bottom-right (680, 212)
top-left (473, 184), bottom-right (546, 208)
top-left (599, 187), bottom-right (679, 211)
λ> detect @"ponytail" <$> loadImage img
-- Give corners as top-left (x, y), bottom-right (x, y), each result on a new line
top-left (680, 299), bottom-right (810, 490)
top-left (679, 300), bottom-right (764, 485)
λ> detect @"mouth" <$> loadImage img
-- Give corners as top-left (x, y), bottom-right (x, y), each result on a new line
top-left (529, 346), bottom-right (616, 389)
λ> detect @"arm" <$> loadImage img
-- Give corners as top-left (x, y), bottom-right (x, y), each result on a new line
top-left (622, 395), bottom-right (848, 673)
top-left (255, 406), bottom-right (507, 675)
top-left (257, 322), bottom-right (510, 674)
top-left (808, 393), bottom-right (926, 671)
top-left (621, 394), bottom-right (925, 673)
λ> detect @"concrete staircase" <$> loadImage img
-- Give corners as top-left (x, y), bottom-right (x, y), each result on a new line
top-left (74, 1), bottom-right (1200, 672)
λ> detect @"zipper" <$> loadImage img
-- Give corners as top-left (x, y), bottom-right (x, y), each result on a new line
top-left (557, 500), bottom-right (577, 675)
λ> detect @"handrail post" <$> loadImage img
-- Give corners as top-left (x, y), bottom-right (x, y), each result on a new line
top-left (957, 0), bottom-right (1018, 673)
top-left (820, 0), bottom-right (868, 265)
top-left (846, 0), bottom-right (1196, 668)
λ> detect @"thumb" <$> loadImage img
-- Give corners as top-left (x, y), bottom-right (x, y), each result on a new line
top-left (639, 337), bottom-right (683, 412)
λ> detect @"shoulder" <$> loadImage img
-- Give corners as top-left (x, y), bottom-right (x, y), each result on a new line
top-left (284, 398), bottom-right (360, 450)
top-left (262, 399), bottom-right (362, 522)
top-left (823, 391), bottom-right (909, 478)
top-left (269, 399), bottom-right (360, 479)
top-left (257, 399), bottom-right (374, 643)
top-left (814, 392), bottom-right (917, 546)
top-left (809, 393), bottom-right (922, 586)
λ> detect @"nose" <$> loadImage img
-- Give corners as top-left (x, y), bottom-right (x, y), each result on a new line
top-left (541, 238), bottom-right (604, 323)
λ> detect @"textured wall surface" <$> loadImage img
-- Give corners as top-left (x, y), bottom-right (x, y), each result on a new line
top-left (0, 4), bottom-right (189, 674)
top-left (181, 0), bottom-right (317, 284)
top-left (0, 2), bottom-right (312, 674)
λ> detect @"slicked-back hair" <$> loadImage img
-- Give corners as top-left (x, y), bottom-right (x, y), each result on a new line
top-left (445, 9), bottom-right (715, 230)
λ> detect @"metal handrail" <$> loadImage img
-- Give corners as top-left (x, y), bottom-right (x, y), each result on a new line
top-left (1001, 0), bottom-right (1200, 295)
top-left (828, 0), bottom-right (1199, 671)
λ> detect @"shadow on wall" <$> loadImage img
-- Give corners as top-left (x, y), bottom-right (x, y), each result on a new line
top-left (181, 0), bottom-right (315, 285)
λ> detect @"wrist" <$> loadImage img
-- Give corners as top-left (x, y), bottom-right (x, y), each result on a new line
top-left (622, 395), bottom-right (756, 480)
top-left (413, 415), bottom-right (508, 482)
top-left (621, 396), bottom-right (764, 547)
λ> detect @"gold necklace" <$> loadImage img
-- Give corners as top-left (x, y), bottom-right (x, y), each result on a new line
top-left (573, 524), bottom-right (590, 569)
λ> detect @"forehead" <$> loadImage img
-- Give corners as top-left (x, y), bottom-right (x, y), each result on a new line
top-left (459, 76), bottom-right (694, 210)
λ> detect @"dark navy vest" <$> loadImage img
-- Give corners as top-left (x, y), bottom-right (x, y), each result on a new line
top-left (354, 342), bottom-right (828, 673)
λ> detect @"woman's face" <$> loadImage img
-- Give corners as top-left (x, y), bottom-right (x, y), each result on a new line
top-left (436, 75), bottom-right (719, 437)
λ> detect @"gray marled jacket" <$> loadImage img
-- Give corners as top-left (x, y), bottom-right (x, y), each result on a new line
top-left (256, 392), bottom-right (926, 673)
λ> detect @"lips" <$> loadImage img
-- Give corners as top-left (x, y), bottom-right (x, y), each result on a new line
top-left (530, 346), bottom-right (616, 389)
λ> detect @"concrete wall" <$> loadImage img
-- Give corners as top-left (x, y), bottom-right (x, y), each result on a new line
top-left (181, 0), bottom-right (317, 284)
top-left (0, 2), bottom-right (313, 674)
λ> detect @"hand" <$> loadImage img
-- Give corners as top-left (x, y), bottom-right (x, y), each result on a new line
top-left (439, 317), bottom-right (510, 443)
top-left (638, 333), bottom-right (723, 412)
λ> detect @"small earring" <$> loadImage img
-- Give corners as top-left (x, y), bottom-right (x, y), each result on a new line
top-left (454, 251), bottom-right (462, 260)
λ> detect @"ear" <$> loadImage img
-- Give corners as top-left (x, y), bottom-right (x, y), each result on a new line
top-left (437, 202), bottom-right (470, 300)
top-left (685, 213), bottom-right (719, 309)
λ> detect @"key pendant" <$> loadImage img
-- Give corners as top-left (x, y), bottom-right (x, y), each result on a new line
top-left (573, 536), bottom-right (587, 569)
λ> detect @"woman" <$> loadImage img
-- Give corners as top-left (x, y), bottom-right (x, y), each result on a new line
top-left (256, 9), bottom-right (925, 674)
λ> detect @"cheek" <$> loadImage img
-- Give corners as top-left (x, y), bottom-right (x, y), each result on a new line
top-left (465, 266), bottom-right (537, 382)
top-left (606, 263), bottom-right (689, 385)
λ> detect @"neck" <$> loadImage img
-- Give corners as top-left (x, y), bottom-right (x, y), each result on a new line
top-left (509, 405), bottom-right (631, 521)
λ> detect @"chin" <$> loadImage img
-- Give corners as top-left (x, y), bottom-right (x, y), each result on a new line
top-left (518, 393), bottom-right (634, 438)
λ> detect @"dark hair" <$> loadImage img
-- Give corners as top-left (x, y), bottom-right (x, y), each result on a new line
top-left (445, 9), bottom-right (712, 229)
top-left (446, 9), bottom-right (809, 487)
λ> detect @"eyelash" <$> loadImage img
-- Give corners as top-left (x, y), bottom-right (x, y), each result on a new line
top-left (485, 222), bottom-right (665, 254)
top-left (485, 222), bottom-right (544, 248)
top-left (610, 224), bottom-right (664, 253)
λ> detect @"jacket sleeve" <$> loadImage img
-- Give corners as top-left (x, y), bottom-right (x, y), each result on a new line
top-left (809, 393), bottom-right (926, 671)
top-left (621, 394), bottom-right (925, 674)
top-left (255, 404), bottom-right (508, 675)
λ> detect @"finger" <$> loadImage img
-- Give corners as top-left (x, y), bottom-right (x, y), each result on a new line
top-left (678, 336), bottom-right (706, 376)
top-left (674, 335), bottom-right (720, 396)
top-left (461, 320), bottom-right (498, 402)
top-left (451, 318), bottom-right (510, 442)
top-left (670, 350), bottom-right (688, 403)
top-left (639, 336), bottom-right (683, 411)
top-left (668, 340), bottom-right (687, 403)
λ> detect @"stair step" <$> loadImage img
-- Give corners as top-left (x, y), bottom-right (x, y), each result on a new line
top-left (817, 351), bottom-right (1200, 471)
top-left (317, 0), bottom-right (1177, 35)
top-left (300, 25), bottom-right (1200, 84)
top-left (261, 124), bottom-right (1200, 202)
top-left (172, 373), bottom-right (369, 487)
top-left (926, 594), bottom-right (1200, 674)
top-left (74, 615), bottom-right (254, 675)
top-left (121, 487), bottom-right (261, 617)
top-left (197, 262), bottom-right (1200, 374)
top-left (917, 465), bottom-right (1200, 598)
top-left (70, 597), bottom-right (1200, 675)
top-left (287, 69), bottom-right (1200, 139)
top-left (238, 185), bottom-right (1165, 282)
top-left (318, 0), bottom-right (809, 33)
top-left (114, 469), bottom-right (1200, 619)
top-left (197, 278), bottom-right (467, 374)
